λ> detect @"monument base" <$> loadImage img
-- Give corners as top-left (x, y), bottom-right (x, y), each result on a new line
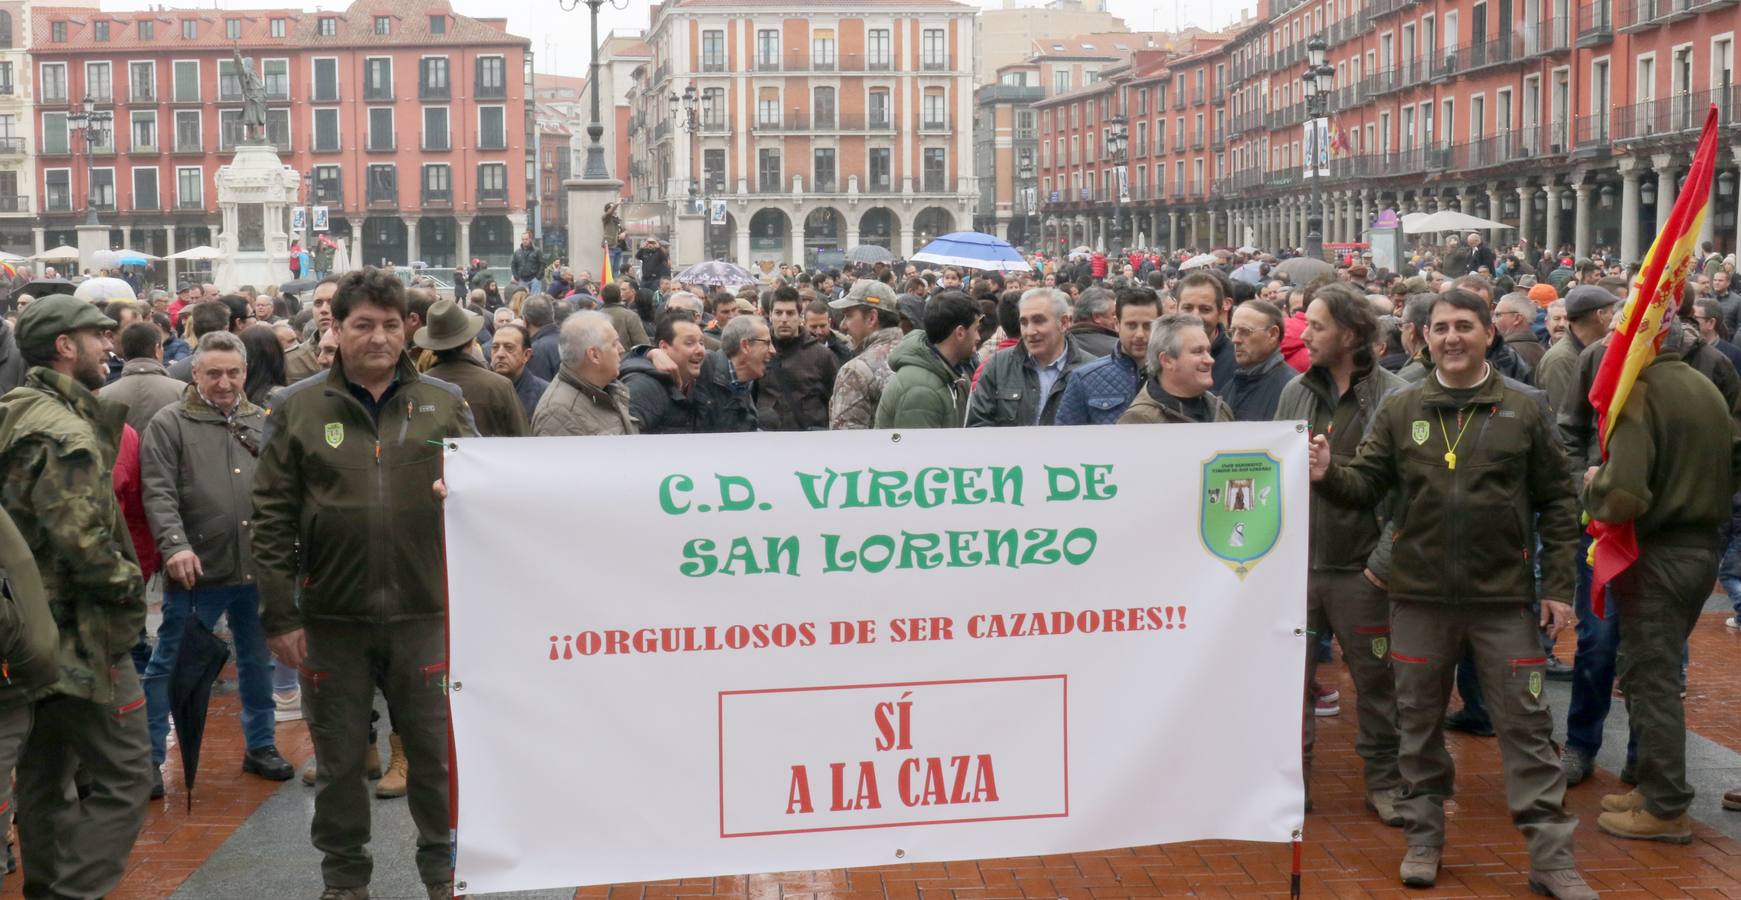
top-left (215, 141), bottom-right (300, 292)
top-left (565, 175), bottom-right (624, 281)
top-left (75, 224), bottom-right (111, 278)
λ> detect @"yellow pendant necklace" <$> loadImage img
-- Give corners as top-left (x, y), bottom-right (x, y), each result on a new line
top-left (1436, 406), bottom-right (1477, 470)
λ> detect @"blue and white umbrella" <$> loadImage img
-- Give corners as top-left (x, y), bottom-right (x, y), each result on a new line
top-left (674, 259), bottom-right (758, 288)
top-left (910, 231), bottom-right (1029, 274)
top-left (116, 250), bottom-right (157, 267)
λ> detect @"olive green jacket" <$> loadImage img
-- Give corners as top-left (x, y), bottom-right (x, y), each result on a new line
top-left (0, 368), bottom-right (144, 703)
top-left (1277, 362), bottom-right (1406, 580)
top-left (251, 353), bottom-right (477, 637)
top-left (140, 386), bottom-right (266, 588)
top-left (1584, 353), bottom-right (1741, 539)
top-left (1318, 367), bottom-right (1579, 605)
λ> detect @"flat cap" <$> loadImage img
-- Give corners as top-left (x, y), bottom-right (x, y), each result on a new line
top-left (1564, 284), bottom-right (1620, 319)
top-left (16, 295), bottom-right (117, 353)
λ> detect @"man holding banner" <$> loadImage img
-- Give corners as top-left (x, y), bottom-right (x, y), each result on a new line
top-left (1308, 289), bottom-right (1594, 899)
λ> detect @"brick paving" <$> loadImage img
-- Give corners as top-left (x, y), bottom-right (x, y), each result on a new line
top-left (5, 614), bottom-right (1741, 899)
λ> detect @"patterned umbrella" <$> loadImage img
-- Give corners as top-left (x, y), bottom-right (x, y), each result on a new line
top-left (674, 260), bottom-right (758, 288)
top-left (845, 245), bottom-right (894, 265)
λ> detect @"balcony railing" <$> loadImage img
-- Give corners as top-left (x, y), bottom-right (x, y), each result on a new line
top-left (0, 138), bottom-right (22, 154)
top-left (132, 191), bottom-right (159, 211)
top-left (1576, 1), bottom-right (1614, 43)
top-left (477, 132), bottom-right (507, 150)
top-left (478, 190), bottom-right (508, 207)
top-left (752, 113), bottom-right (896, 133)
top-left (920, 57), bottom-right (950, 71)
top-left (419, 82), bottom-right (450, 101)
top-left (367, 190), bottom-right (398, 207)
top-left (1574, 113), bottom-right (1613, 156)
top-left (176, 195), bottom-right (205, 210)
top-left (1432, 35), bottom-right (1523, 81)
top-left (0, 196), bottom-right (28, 213)
top-left (1613, 89), bottom-right (1736, 142)
top-left (312, 189), bottom-right (343, 206)
top-left (422, 189), bottom-right (452, 206)
top-left (1520, 17), bottom-right (1572, 54)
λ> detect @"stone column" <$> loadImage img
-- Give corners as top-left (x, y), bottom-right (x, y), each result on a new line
top-left (404, 217), bottom-right (421, 267)
top-left (1207, 206), bottom-right (1218, 248)
top-left (1517, 183), bottom-right (1535, 251)
top-left (456, 216), bottom-right (473, 270)
top-left (1487, 186), bottom-right (1506, 248)
top-left (737, 223), bottom-right (753, 265)
top-left (164, 226), bottom-right (178, 288)
top-left (1699, 162), bottom-right (1718, 247)
top-left (31, 227), bottom-right (44, 257)
top-left (1544, 184), bottom-right (1563, 254)
top-left (899, 222), bottom-right (916, 259)
top-left (1168, 210), bottom-right (1179, 251)
top-left (1574, 181), bottom-right (1594, 259)
top-left (790, 218), bottom-right (805, 268)
top-left (1653, 153), bottom-right (1679, 237)
top-left (1617, 159), bottom-right (1643, 265)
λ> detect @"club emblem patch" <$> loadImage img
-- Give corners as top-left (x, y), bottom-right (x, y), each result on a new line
top-left (1411, 420), bottom-right (1430, 445)
top-left (1528, 670), bottom-right (1543, 698)
top-left (324, 422), bottom-right (344, 449)
top-left (1371, 636), bottom-right (1388, 659)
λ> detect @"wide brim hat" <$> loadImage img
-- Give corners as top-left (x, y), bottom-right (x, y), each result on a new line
top-left (413, 298), bottom-right (484, 351)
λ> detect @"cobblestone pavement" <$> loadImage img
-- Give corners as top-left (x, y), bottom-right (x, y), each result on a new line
top-left (5, 606), bottom-right (1739, 899)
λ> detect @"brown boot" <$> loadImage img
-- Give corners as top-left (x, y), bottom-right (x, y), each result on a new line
top-left (375, 734), bottom-right (408, 799)
top-left (1597, 807), bottom-right (1693, 844)
top-left (1600, 789), bottom-right (1644, 813)
top-left (1724, 787), bottom-right (1741, 811)
top-left (366, 740), bottom-right (382, 780)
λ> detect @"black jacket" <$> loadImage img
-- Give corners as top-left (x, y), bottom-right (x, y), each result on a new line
top-left (756, 334), bottom-right (839, 431)
top-left (511, 245), bottom-right (545, 281)
top-left (527, 323), bottom-right (561, 383)
top-left (1209, 328), bottom-right (1238, 392)
top-left (1221, 350), bottom-right (1295, 422)
top-left (620, 350), bottom-right (758, 434)
top-left (636, 246), bottom-right (671, 282)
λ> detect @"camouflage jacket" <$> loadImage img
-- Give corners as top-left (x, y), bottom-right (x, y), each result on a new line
top-left (828, 327), bottom-right (903, 430)
top-left (0, 368), bottom-right (144, 704)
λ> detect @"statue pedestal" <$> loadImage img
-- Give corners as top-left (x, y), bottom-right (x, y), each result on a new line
top-left (75, 224), bottom-right (110, 277)
top-left (565, 174), bottom-right (623, 281)
top-left (214, 141), bottom-right (300, 291)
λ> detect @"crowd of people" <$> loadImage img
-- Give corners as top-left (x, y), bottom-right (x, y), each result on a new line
top-left (0, 223), bottom-right (1736, 899)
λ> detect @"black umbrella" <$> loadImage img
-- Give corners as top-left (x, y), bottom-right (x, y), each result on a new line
top-left (6, 278), bottom-right (75, 308)
top-left (169, 616), bottom-right (230, 812)
top-left (280, 278), bottom-right (318, 295)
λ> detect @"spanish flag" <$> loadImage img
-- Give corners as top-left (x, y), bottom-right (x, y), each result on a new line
top-left (601, 242), bottom-right (613, 285)
top-left (1586, 104), bottom-right (1722, 616)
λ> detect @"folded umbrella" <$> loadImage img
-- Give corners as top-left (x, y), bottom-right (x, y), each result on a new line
top-left (170, 616), bottom-right (231, 812)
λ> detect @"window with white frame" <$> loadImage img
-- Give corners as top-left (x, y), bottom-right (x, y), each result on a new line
top-left (41, 63), bottom-right (67, 103)
top-left (314, 108), bottom-right (340, 151)
top-left (176, 166), bottom-right (203, 208)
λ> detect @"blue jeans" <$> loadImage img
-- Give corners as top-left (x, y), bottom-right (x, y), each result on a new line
top-left (1719, 493), bottom-right (1741, 616)
top-left (1565, 532), bottom-right (1637, 767)
top-left (142, 584), bottom-right (275, 765)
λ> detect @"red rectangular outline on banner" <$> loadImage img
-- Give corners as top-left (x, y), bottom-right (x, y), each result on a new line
top-left (717, 674), bottom-right (1070, 839)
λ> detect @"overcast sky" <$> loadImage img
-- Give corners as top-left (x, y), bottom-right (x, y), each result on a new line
top-left (99, 0), bottom-right (1251, 78)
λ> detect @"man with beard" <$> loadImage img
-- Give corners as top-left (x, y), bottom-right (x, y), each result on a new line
top-left (0, 296), bottom-right (151, 899)
top-left (827, 281), bottom-right (904, 430)
top-left (757, 286), bottom-right (839, 431)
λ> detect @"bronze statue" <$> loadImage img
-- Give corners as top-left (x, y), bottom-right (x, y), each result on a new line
top-left (233, 49), bottom-right (268, 143)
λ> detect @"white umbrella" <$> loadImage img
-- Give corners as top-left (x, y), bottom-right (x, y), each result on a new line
top-left (1179, 253), bottom-right (1219, 271)
top-left (73, 277), bottom-right (137, 303)
top-left (90, 249), bottom-right (121, 270)
top-left (32, 245), bottom-right (79, 262)
top-left (168, 245), bottom-right (227, 261)
top-left (1236, 245), bottom-right (1260, 255)
top-left (0, 250), bottom-right (27, 263)
top-left (331, 238), bottom-right (353, 275)
top-left (1402, 210), bottom-right (1513, 235)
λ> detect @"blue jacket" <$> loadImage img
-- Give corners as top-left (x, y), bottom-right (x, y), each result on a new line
top-left (1054, 346), bottom-right (1142, 425)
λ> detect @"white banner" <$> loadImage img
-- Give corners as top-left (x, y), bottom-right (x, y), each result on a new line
top-left (444, 424), bottom-right (1308, 895)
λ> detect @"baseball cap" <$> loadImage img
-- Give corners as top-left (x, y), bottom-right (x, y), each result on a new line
top-left (829, 280), bottom-right (897, 311)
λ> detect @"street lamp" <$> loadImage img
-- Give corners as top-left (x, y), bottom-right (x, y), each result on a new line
top-left (66, 93), bottom-right (113, 227)
top-left (670, 85), bottom-right (721, 260)
top-left (1302, 35), bottom-right (1332, 259)
top-left (558, 0), bottom-right (615, 180)
top-left (1106, 114), bottom-right (1127, 253)
top-left (1018, 158), bottom-right (1037, 251)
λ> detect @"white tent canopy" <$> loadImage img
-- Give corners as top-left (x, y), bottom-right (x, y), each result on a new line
top-left (1403, 210), bottom-right (1513, 234)
top-left (32, 245), bottom-right (79, 261)
top-left (168, 245), bottom-right (227, 261)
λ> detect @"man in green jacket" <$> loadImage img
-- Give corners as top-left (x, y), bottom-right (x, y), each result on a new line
top-left (1587, 348), bottom-right (1741, 844)
top-left (0, 295), bottom-right (152, 900)
top-left (253, 268), bottom-right (477, 900)
top-left (875, 292), bottom-right (979, 429)
top-left (0, 499), bottom-right (56, 890)
top-left (1277, 281), bottom-right (1407, 826)
top-left (1310, 289), bottom-right (1594, 900)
